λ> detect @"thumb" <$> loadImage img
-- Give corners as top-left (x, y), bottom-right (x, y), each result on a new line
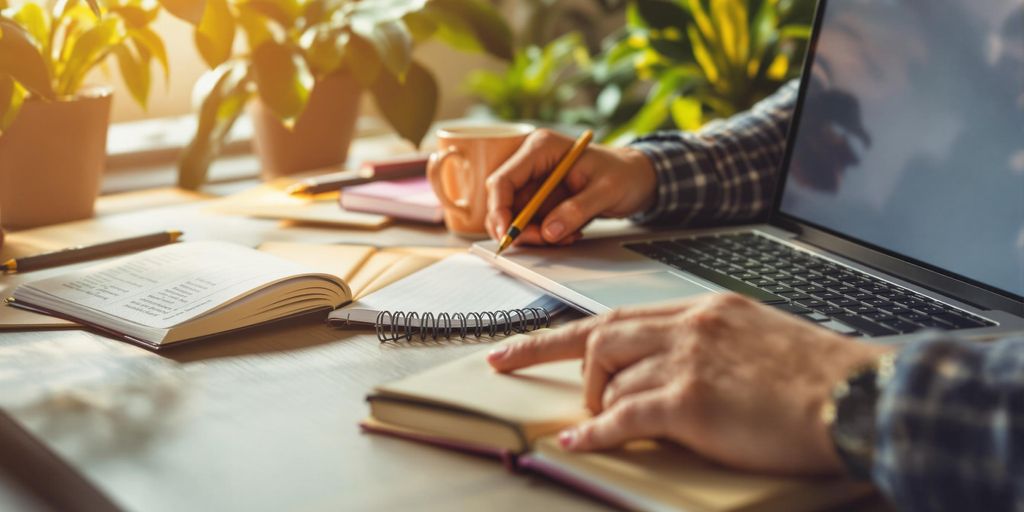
top-left (540, 184), bottom-right (614, 243)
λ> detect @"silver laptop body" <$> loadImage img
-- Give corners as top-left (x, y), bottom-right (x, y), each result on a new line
top-left (474, 0), bottom-right (1024, 342)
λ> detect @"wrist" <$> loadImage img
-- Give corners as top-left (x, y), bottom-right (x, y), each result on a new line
top-left (616, 146), bottom-right (658, 216)
top-left (819, 345), bottom-right (898, 479)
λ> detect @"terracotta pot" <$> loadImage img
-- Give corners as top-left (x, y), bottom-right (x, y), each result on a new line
top-left (0, 87), bottom-right (112, 230)
top-left (250, 72), bottom-right (362, 180)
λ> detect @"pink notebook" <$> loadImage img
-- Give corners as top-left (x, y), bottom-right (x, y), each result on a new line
top-left (338, 177), bottom-right (443, 223)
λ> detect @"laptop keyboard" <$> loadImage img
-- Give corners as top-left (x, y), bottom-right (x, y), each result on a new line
top-left (624, 233), bottom-right (995, 338)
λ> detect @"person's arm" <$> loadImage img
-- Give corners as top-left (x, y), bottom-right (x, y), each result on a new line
top-left (870, 334), bottom-right (1024, 511)
top-left (484, 81), bottom-right (799, 246)
top-left (487, 295), bottom-right (1024, 509)
top-left (629, 79), bottom-right (799, 226)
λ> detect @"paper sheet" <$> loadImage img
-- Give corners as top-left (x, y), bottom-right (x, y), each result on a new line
top-left (331, 253), bottom-right (558, 325)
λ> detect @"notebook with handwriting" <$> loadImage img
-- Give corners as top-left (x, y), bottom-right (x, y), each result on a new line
top-left (9, 241), bottom-right (351, 350)
top-left (329, 253), bottom-right (564, 341)
top-left (362, 335), bottom-right (873, 512)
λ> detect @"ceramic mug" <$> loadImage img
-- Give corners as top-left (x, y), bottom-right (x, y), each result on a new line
top-left (426, 123), bottom-right (534, 238)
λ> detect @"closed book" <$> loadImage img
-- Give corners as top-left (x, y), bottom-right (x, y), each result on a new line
top-left (339, 177), bottom-right (443, 223)
top-left (363, 336), bottom-right (874, 511)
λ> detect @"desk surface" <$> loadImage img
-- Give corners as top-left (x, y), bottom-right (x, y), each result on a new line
top-left (0, 188), bottom-right (609, 512)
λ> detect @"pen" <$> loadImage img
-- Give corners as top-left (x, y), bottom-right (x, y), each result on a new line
top-left (1, 230), bottom-right (184, 273)
top-left (286, 155), bottom-right (429, 196)
top-left (495, 129), bottom-right (594, 257)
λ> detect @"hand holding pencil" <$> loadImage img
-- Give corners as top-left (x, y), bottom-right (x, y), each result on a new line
top-left (485, 129), bottom-right (660, 250)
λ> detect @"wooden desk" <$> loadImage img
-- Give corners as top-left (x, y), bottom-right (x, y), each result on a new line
top-left (0, 188), bottom-right (605, 511)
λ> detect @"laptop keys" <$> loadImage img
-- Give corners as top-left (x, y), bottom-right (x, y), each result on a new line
top-left (625, 234), bottom-right (995, 336)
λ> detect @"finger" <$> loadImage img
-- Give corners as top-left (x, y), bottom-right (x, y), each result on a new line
top-left (539, 184), bottom-right (615, 244)
top-left (485, 208), bottom-right (511, 241)
top-left (485, 131), bottom-right (574, 230)
top-left (602, 356), bottom-right (667, 410)
top-left (583, 321), bottom-right (667, 413)
top-left (560, 388), bottom-right (669, 452)
top-left (489, 301), bottom-right (698, 372)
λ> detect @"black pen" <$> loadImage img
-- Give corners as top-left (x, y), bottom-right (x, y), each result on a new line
top-left (1, 230), bottom-right (183, 273)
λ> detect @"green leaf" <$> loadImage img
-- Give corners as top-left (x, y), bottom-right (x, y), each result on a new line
top-left (0, 74), bottom-right (28, 130)
top-left (109, 5), bottom-right (159, 28)
top-left (423, 0), bottom-right (513, 61)
top-left (370, 59), bottom-right (437, 146)
top-left (158, 0), bottom-right (207, 25)
top-left (113, 44), bottom-right (151, 107)
top-left (235, 0), bottom-right (300, 30)
top-left (251, 40), bottom-right (312, 124)
top-left (236, 4), bottom-right (273, 49)
top-left (670, 95), bottom-right (702, 130)
top-left (343, 31), bottom-right (382, 88)
top-left (604, 69), bottom-right (688, 144)
top-left (180, 61), bottom-right (252, 189)
top-left (302, 26), bottom-right (346, 75)
top-left (779, 24), bottom-right (812, 40)
top-left (195, 0), bottom-right (235, 68)
top-left (84, 0), bottom-right (101, 17)
top-left (0, 18), bottom-right (55, 100)
top-left (401, 10), bottom-right (438, 43)
top-left (13, 3), bottom-right (49, 47)
top-left (129, 28), bottom-right (168, 84)
top-left (59, 16), bottom-right (125, 95)
top-left (346, 0), bottom-right (427, 22)
top-left (635, 0), bottom-right (692, 30)
top-left (350, 17), bottom-right (412, 77)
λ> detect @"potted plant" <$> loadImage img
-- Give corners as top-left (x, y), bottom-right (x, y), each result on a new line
top-left (594, 0), bottom-right (816, 143)
top-left (178, 0), bottom-right (514, 189)
top-left (467, 0), bottom-right (815, 143)
top-left (0, 0), bottom-right (199, 229)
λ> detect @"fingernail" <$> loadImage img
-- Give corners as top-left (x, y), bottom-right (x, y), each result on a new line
top-left (558, 428), bottom-right (579, 450)
top-left (545, 221), bottom-right (565, 240)
top-left (496, 222), bottom-right (507, 237)
top-left (487, 346), bottom-right (509, 362)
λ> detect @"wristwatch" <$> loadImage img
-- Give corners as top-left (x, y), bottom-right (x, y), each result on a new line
top-left (821, 352), bottom-right (897, 480)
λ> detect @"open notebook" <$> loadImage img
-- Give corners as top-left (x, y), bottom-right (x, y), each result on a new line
top-left (9, 241), bottom-right (351, 349)
top-left (364, 335), bottom-right (873, 511)
top-left (329, 254), bottom-right (564, 342)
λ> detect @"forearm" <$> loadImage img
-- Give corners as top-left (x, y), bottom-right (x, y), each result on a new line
top-left (629, 80), bottom-right (798, 226)
top-left (871, 333), bottom-right (1024, 510)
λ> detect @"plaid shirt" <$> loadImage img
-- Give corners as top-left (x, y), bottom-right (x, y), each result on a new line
top-left (628, 82), bottom-right (1024, 510)
top-left (629, 80), bottom-right (799, 226)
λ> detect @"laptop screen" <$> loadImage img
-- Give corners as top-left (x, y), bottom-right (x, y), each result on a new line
top-left (779, 0), bottom-right (1024, 298)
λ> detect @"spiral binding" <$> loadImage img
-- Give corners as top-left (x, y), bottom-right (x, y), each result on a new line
top-left (374, 307), bottom-right (551, 343)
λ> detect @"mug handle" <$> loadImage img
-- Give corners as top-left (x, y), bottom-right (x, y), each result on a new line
top-left (427, 147), bottom-right (472, 219)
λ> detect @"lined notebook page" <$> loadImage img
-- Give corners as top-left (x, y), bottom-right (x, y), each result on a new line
top-left (329, 253), bottom-right (559, 326)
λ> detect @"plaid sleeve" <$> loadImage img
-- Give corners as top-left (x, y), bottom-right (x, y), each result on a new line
top-left (628, 80), bottom-right (798, 226)
top-left (869, 333), bottom-right (1024, 510)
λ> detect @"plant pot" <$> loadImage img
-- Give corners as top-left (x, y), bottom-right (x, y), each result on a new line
top-left (0, 87), bottom-right (112, 230)
top-left (250, 72), bottom-right (362, 180)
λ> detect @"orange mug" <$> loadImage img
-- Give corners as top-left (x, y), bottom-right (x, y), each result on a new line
top-left (426, 123), bottom-right (534, 238)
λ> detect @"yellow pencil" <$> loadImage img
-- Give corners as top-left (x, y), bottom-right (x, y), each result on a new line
top-left (495, 129), bottom-right (594, 256)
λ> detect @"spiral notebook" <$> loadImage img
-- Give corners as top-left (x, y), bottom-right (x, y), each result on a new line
top-left (328, 253), bottom-right (565, 341)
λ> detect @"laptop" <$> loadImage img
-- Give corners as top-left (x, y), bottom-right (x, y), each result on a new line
top-left (473, 0), bottom-right (1024, 341)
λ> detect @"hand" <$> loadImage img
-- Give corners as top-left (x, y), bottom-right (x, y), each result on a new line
top-left (485, 129), bottom-right (657, 246)
top-left (488, 294), bottom-right (895, 475)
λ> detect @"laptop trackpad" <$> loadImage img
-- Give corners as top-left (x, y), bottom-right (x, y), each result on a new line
top-left (565, 271), bottom-right (715, 309)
